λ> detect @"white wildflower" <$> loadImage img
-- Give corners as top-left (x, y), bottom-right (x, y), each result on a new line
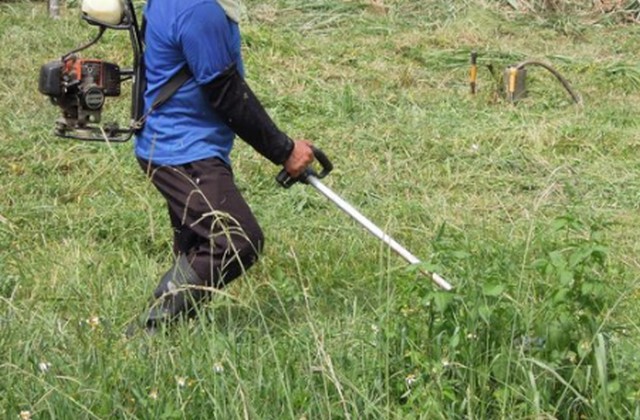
top-left (149, 389), bottom-right (158, 400)
top-left (405, 373), bottom-right (417, 387)
top-left (38, 362), bottom-right (51, 373)
top-left (213, 362), bottom-right (224, 374)
top-left (87, 316), bottom-right (100, 328)
top-left (175, 376), bottom-right (187, 387)
top-left (20, 411), bottom-right (31, 420)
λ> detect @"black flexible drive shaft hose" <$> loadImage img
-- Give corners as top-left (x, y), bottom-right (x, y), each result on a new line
top-left (515, 60), bottom-right (583, 105)
top-left (62, 26), bottom-right (106, 61)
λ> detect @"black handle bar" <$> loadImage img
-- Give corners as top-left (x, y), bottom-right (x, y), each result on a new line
top-left (276, 146), bottom-right (333, 188)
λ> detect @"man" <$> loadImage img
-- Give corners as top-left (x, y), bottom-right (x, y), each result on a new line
top-left (132, 0), bottom-right (314, 333)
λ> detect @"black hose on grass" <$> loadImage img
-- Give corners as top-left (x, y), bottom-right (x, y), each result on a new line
top-left (515, 60), bottom-right (583, 105)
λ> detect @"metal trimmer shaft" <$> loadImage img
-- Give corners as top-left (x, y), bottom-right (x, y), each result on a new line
top-left (306, 175), bottom-right (453, 291)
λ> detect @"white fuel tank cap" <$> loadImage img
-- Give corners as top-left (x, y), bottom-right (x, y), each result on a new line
top-left (81, 0), bottom-right (124, 25)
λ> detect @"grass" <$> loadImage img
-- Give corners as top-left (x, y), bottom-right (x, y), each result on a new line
top-left (1, 0), bottom-right (640, 418)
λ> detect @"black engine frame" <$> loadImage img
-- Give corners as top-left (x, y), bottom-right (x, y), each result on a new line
top-left (39, 0), bottom-right (144, 142)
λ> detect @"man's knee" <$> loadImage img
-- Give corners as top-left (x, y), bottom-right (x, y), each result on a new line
top-left (216, 220), bottom-right (264, 268)
top-left (240, 222), bottom-right (264, 263)
top-left (206, 224), bottom-right (263, 286)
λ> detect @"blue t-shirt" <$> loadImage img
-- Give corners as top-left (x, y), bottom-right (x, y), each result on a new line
top-left (135, 0), bottom-right (244, 166)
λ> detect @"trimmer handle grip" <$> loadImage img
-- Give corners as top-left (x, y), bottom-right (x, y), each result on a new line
top-left (276, 146), bottom-right (333, 188)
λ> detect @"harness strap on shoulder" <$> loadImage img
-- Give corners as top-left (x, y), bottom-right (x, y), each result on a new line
top-left (149, 65), bottom-right (192, 111)
top-left (133, 65), bottom-right (192, 131)
top-left (133, 7), bottom-right (192, 132)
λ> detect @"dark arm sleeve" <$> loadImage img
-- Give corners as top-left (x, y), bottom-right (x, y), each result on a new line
top-left (176, 2), bottom-right (294, 164)
top-left (201, 65), bottom-right (294, 165)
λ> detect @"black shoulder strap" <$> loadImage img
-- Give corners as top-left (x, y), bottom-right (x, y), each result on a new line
top-left (133, 9), bottom-right (193, 132)
top-left (133, 64), bottom-right (193, 131)
top-left (149, 65), bottom-right (192, 112)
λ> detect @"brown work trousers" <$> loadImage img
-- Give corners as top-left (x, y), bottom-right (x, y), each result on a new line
top-left (138, 156), bottom-right (264, 289)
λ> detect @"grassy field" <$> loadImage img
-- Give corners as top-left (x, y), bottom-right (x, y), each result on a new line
top-left (1, 0), bottom-right (640, 418)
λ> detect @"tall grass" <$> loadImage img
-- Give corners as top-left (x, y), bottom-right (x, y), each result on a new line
top-left (1, 0), bottom-right (639, 418)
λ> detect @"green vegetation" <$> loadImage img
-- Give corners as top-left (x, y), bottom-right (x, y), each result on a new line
top-left (1, 0), bottom-right (639, 418)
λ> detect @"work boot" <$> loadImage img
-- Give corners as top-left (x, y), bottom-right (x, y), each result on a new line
top-left (128, 255), bottom-right (209, 336)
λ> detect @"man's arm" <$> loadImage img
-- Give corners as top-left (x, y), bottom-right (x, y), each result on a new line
top-left (175, 1), bottom-right (314, 175)
top-left (202, 65), bottom-right (314, 176)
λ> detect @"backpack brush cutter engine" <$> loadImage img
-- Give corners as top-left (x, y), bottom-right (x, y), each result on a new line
top-left (38, 0), bottom-right (144, 142)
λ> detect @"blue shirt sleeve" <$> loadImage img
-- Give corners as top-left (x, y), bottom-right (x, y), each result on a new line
top-left (174, 0), bottom-right (237, 85)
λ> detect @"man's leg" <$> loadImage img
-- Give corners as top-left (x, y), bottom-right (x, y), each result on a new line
top-left (137, 156), bottom-right (264, 328)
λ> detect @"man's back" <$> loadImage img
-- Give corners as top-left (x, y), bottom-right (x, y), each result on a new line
top-left (135, 0), bottom-right (244, 166)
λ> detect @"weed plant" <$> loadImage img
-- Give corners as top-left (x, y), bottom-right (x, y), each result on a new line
top-left (1, 0), bottom-right (639, 419)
